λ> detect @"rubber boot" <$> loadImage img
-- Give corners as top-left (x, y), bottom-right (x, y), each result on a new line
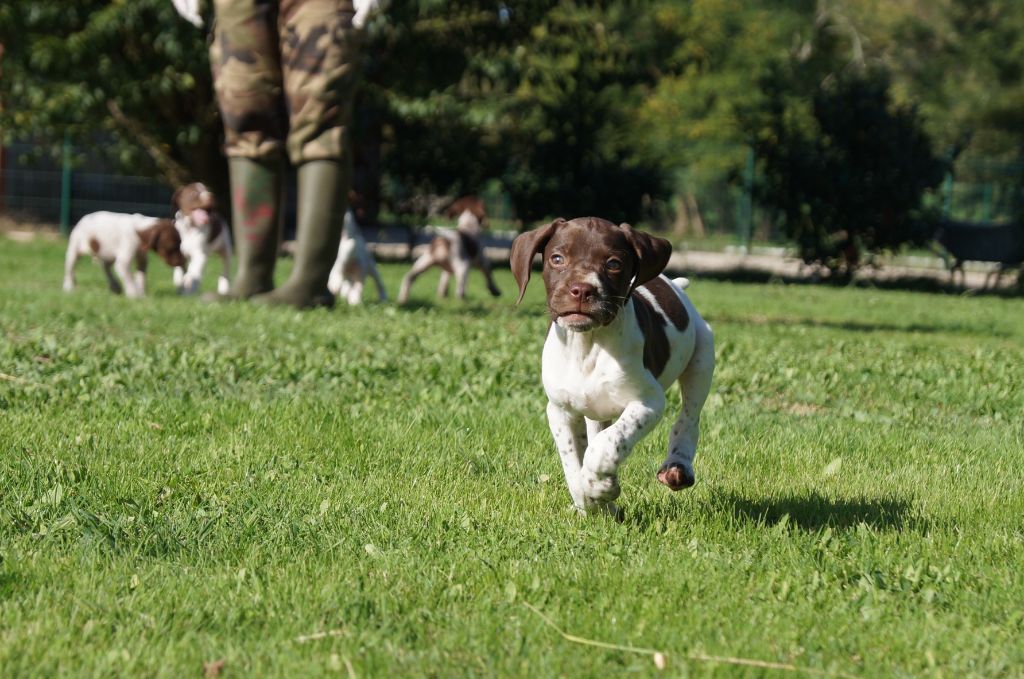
top-left (223, 156), bottom-right (283, 299)
top-left (253, 159), bottom-right (349, 309)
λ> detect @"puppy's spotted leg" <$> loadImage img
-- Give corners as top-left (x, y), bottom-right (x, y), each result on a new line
top-left (581, 395), bottom-right (665, 509)
top-left (437, 270), bottom-right (451, 298)
top-left (453, 260), bottom-right (471, 300)
top-left (546, 402), bottom-right (587, 511)
top-left (660, 321), bottom-right (714, 490)
top-left (398, 251), bottom-right (437, 304)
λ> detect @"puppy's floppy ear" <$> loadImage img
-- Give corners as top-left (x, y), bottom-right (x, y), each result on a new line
top-left (171, 186), bottom-right (184, 211)
top-left (621, 222), bottom-right (672, 293)
top-left (510, 218), bottom-right (566, 305)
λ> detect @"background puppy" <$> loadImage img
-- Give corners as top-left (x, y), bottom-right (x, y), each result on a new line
top-left (397, 209), bottom-right (501, 303)
top-left (171, 182), bottom-right (232, 295)
top-left (328, 210), bottom-right (388, 304)
top-left (511, 217), bottom-right (715, 517)
top-left (63, 211), bottom-right (185, 298)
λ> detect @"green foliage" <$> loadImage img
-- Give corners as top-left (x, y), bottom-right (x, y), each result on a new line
top-left (2, 238), bottom-right (1024, 674)
top-left (2, 0), bottom-right (1022, 233)
top-left (362, 1), bottom-right (668, 222)
top-left (0, 0), bottom-right (223, 190)
top-left (635, 1), bottom-right (814, 186)
top-left (748, 68), bottom-right (947, 273)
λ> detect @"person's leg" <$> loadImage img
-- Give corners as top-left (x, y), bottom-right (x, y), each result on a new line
top-left (210, 0), bottom-right (287, 298)
top-left (254, 0), bottom-right (358, 308)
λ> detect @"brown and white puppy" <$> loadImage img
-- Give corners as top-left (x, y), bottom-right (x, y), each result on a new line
top-left (511, 217), bottom-right (715, 516)
top-left (171, 182), bottom-right (232, 295)
top-left (397, 209), bottom-right (501, 303)
top-left (63, 211), bottom-right (186, 298)
top-left (328, 210), bottom-right (388, 304)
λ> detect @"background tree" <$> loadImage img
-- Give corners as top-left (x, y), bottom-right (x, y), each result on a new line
top-left (747, 67), bottom-right (947, 275)
top-left (0, 1), bottom-right (225, 197)
top-left (1, 0), bottom-right (1018, 238)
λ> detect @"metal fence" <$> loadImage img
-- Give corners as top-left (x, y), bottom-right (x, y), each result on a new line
top-left (1, 142), bottom-right (174, 230)
top-left (2, 139), bottom-right (1020, 243)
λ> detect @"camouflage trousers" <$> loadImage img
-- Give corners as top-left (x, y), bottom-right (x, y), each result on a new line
top-left (210, 0), bottom-right (358, 164)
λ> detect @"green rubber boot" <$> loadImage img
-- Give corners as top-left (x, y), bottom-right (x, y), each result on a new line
top-left (224, 156), bottom-right (283, 299)
top-left (253, 159), bottom-right (349, 309)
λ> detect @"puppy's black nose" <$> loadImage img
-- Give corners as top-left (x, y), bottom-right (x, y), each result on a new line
top-left (569, 282), bottom-right (596, 302)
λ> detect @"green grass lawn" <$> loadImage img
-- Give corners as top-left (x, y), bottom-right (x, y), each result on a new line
top-left (2, 237), bottom-right (1023, 677)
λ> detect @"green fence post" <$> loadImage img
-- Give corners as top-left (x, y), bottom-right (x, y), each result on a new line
top-left (60, 130), bottom-right (72, 234)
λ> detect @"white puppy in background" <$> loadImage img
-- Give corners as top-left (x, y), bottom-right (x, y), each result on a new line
top-left (328, 210), bottom-right (388, 305)
top-left (63, 211), bottom-right (186, 298)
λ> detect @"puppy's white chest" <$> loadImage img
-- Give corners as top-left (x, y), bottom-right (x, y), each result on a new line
top-left (541, 331), bottom-right (640, 421)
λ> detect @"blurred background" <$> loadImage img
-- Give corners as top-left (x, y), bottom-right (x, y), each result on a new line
top-left (1, 0), bottom-right (1022, 280)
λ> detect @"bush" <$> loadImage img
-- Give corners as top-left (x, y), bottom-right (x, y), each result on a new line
top-left (751, 69), bottom-right (948, 276)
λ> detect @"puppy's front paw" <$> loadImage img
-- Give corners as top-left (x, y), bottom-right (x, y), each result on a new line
top-left (581, 467), bottom-right (621, 504)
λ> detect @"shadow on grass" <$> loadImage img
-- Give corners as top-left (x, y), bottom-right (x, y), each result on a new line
top-left (397, 298), bottom-right (533, 319)
top-left (716, 490), bottom-right (919, 531)
top-left (629, 489), bottom-right (922, 532)
top-left (705, 313), bottom-right (1010, 337)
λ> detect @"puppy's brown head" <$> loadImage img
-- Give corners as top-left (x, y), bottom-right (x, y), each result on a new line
top-left (510, 217), bottom-right (672, 332)
top-left (140, 219), bottom-right (186, 268)
top-left (172, 182), bottom-right (218, 228)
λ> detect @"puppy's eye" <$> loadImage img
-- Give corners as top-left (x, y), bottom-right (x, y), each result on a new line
top-left (606, 258), bottom-right (623, 272)
top-left (550, 254), bottom-right (565, 266)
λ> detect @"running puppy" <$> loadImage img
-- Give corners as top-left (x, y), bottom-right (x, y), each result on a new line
top-left (397, 209), bottom-right (501, 303)
top-left (63, 212), bottom-right (186, 298)
top-left (510, 217), bottom-right (715, 517)
top-left (171, 182), bottom-right (232, 295)
top-left (328, 210), bottom-right (388, 304)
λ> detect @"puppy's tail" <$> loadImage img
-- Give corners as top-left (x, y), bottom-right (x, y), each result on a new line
top-left (672, 276), bottom-right (691, 290)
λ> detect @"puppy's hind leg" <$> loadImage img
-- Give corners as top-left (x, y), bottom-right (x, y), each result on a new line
top-left (368, 259), bottom-right (388, 301)
top-left (453, 260), bottom-right (471, 300)
top-left (585, 418), bottom-right (609, 443)
top-left (477, 254), bottom-right (501, 297)
top-left (102, 262), bottom-right (123, 295)
top-left (436, 270), bottom-right (451, 298)
top-left (659, 321), bottom-right (715, 490)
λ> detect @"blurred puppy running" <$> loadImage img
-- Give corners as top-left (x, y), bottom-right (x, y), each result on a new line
top-left (63, 212), bottom-right (185, 298)
top-left (171, 182), bottom-right (232, 295)
top-left (397, 209), bottom-right (501, 303)
top-left (510, 217), bottom-right (715, 517)
top-left (328, 210), bottom-right (388, 304)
